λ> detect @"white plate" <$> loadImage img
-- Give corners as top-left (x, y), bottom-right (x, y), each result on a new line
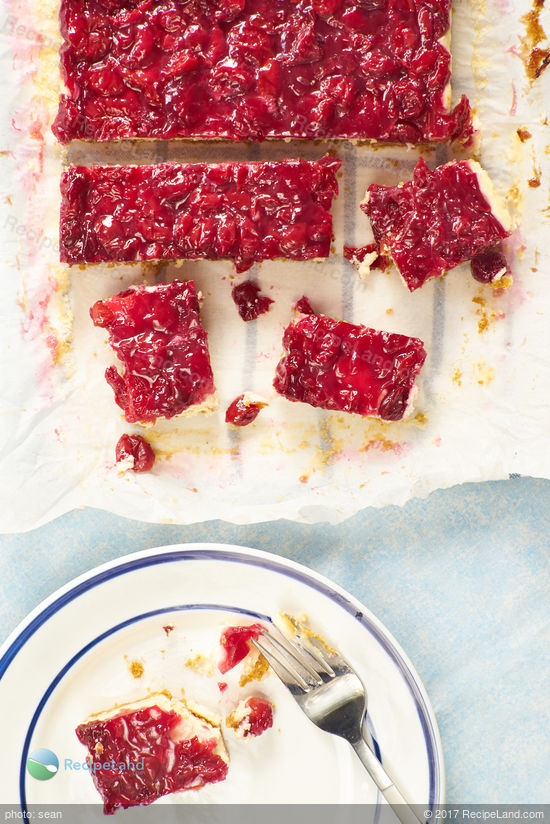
top-left (0, 544), bottom-right (444, 812)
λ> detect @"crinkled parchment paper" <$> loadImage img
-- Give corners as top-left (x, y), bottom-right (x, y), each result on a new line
top-left (1, 0), bottom-right (549, 532)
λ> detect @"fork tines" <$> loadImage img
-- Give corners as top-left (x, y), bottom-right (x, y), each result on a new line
top-left (252, 616), bottom-right (346, 693)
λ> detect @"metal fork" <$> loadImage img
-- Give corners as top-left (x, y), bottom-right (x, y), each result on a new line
top-left (252, 616), bottom-right (425, 824)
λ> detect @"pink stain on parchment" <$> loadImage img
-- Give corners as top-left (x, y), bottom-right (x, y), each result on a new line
top-left (509, 82), bottom-right (518, 116)
top-left (492, 0), bottom-right (511, 13)
top-left (6, 0), bottom-right (64, 399)
top-left (11, 103), bottom-right (52, 266)
top-left (361, 440), bottom-right (409, 457)
top-left (499, 230), bottom-right (530, 308)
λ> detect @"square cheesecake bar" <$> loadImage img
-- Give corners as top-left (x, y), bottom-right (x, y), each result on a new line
top-left (76, 693), bottom-right (228, 814)
top-left (274, 312), bottom-right (426, 421)
top-left (53, 0), bottom-right (472, 145)
top-left (360, 157), bottom-right (512, 291)
top-left (90, 280), bottom-right (216, 425)
top-left (60, 157), bottom-right (340, 273)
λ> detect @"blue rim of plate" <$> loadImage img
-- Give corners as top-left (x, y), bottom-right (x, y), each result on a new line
top-left (0, 543), bottom-right (443, 808)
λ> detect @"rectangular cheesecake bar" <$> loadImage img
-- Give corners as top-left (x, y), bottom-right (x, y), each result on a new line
top-left (60, 157), bottom-right (340, 273)
top-left (76, 693), bottom-right (228, 814)
top-left (53, 0), bottom-right (472, 145)
top-left (360, 158), bottom-right (512, 291)
top-left (90, 280), bottom-right (216, 425)
top-left (273, 313), bottom-right (426, 421)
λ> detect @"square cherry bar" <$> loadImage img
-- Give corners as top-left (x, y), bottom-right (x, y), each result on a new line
top-left (90, 279), bottom-right (216, 424)
top-left (361, 157), bottom-right (512, 291)
top-left (60, 157), bottom-right (340, 273)
top-left (76, 694), bottom-right (228, 814)
top-left (274, 313), bottom-right (426, 422)
top-left (53, 0), bottom-right (472, 146)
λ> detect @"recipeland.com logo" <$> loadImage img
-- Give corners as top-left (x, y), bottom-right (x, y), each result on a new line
top-left (26, 748), bottom-right (145, 780)
top-left (26, 749), bottom-right (59, 781)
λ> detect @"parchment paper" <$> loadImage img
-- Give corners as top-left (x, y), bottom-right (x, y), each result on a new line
top-left (1, 0), bottom-right (548, 532)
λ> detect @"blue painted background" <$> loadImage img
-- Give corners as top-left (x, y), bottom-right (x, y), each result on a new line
top-left (1, 476), bottom-right (549, 802)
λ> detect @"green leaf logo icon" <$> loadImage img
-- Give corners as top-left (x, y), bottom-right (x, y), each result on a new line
top-left (27, 749), bottom-right (59, 781)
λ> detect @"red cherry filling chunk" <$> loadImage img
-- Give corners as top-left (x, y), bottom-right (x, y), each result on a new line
top-left (231, 282), bottom-right (273, 321)
top-left (274, 313), bottom-right (426, 422)
top-left (240, 697), bottom-right (273, 737)
top-left (90, 280), bottom-right (215, 425)
top-left (60, 158), bottom-right (340, 272)
top-left (293, 295), bottom-right (317, 315)
top-left (471, 246), bottom-right (509, 284)
top-left (344, 244), bottom-right (389, 272)
top-left (225, 394), bottom-right (267, 426)
top-left (53, 0), bottom-right (472, 145)
top-left (115, 434), bottom-right (155, 471)
top-left (228, 697), bottom-right (274, 738)
top-left (362, 158), bottom-right (512, 291)
top-left (219, 623), bottom-right (264, 674)
top-left (76, 698), bottom-right (228, 815)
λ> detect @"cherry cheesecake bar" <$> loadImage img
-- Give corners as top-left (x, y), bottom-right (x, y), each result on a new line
top-left (274, 312), bottom-right (426, 422)
top-left (60, 157), bottom-right (340, 273)
top-left (90, 280), bottom-right (216, 425)
top-left (76, 693), bottom-right (228, 814)
top-left (53, 0), bottom-right (473, 146)
top-left (360, 157), bottom-right (512, 291)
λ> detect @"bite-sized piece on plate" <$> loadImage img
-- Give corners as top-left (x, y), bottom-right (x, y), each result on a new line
top-left (226, 697), bottom-right (274, 739)
top-left (219, 623), bottom-right (265, 674)
top-left (90, 280), bottom-right (216, 425)
top-left (76, 693), bottom-right (228, 815)
top-left (360, 158), bottom-right (512, 291)
top-left (52, 0), bottom-right (472, 146)
top-left (115, 434), bottom-right (155, 472)
top-left (274, 313), bottom-right (426, 422)
top-left (60, 158), bottom-right (340, 273)
top-left (231, 282), bottom-right (273, 321)
top-left (225, 393), bottom-right (268, 427)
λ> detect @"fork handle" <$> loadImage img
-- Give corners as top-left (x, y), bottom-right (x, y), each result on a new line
top-left (352, 738), bottom-right (425, 824)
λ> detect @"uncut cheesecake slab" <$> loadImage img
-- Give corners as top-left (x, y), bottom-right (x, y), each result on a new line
top-left (76, 693), bottom-right (228, 814)
top-left (360, 158), bottom-right (512, 291)
top-left (90, 280), bottom-right (216, 425)
top-left (60, 157), bottom-right (340, 272)
top-left (52, 0), bottom-right (472, 145)
top-left (274, 313), bottom-right (426, 421)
